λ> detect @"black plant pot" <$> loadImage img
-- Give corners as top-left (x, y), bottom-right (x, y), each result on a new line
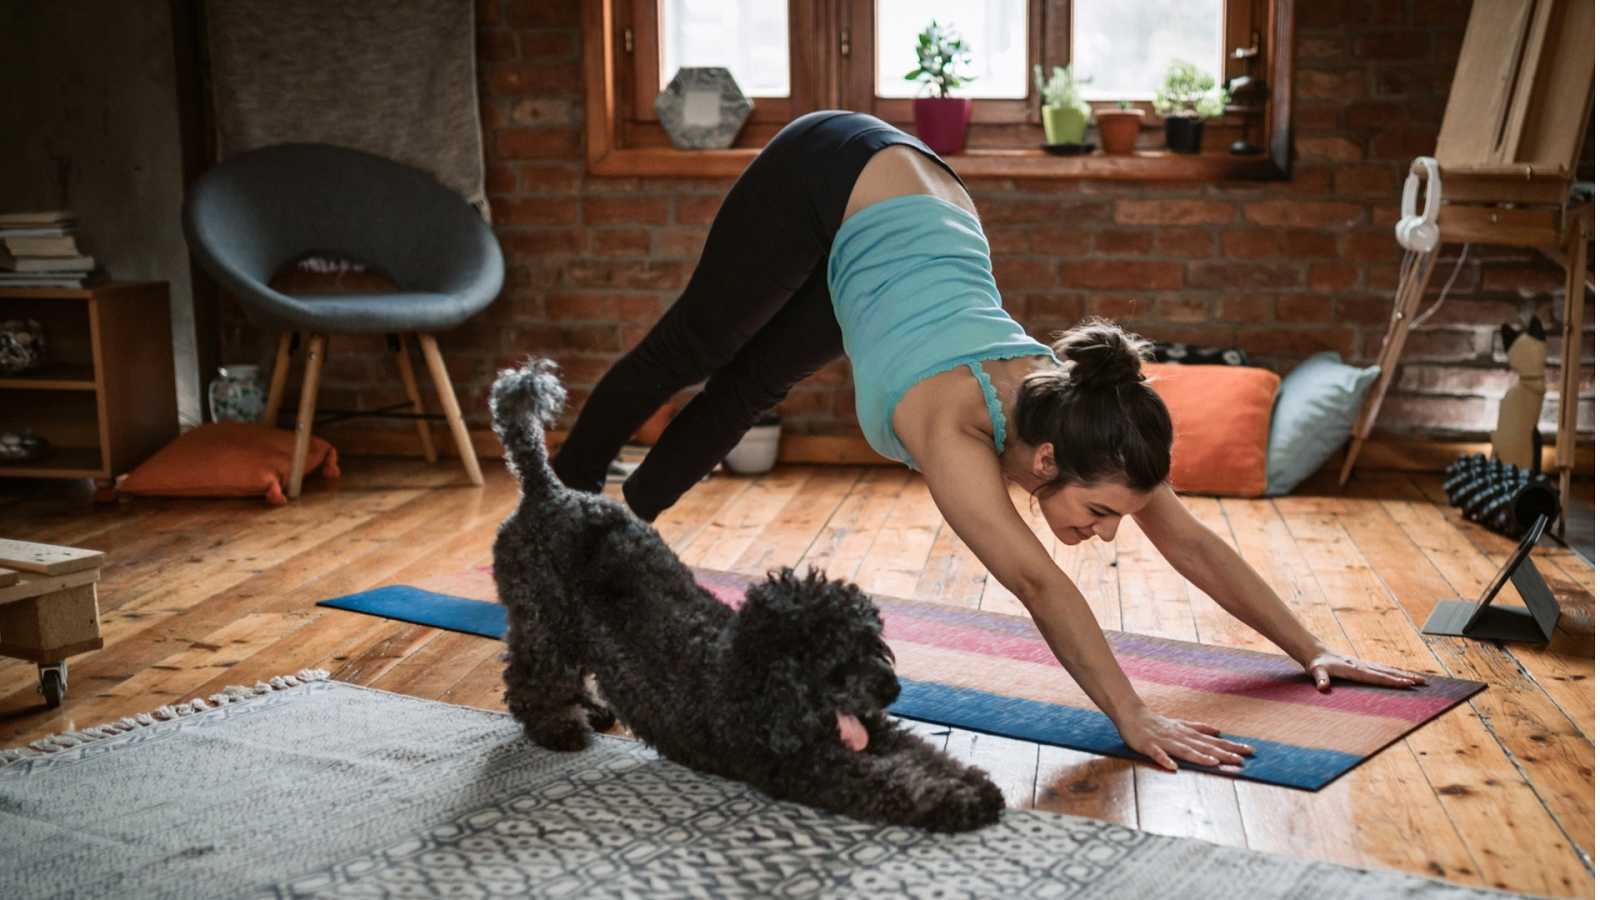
top-left (1164, 116), bottom-right (1205, 154)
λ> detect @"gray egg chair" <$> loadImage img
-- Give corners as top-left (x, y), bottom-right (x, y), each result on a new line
top-left (182, 142), bottom-right (503, 497)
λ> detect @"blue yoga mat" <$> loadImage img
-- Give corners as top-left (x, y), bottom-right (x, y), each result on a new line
top-left (319, 586), bottom-right (507, 638)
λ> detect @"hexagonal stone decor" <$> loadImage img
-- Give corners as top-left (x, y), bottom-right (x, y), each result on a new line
top-left (654, 67), bottom-right (753, 150)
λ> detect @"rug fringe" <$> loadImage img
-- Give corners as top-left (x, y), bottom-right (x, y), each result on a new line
top-left (0, 669), bottom-right (330, 767)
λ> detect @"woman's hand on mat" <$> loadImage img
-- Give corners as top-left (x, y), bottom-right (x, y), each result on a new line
top-left (1115, 707), bottom-right (1255, 772)
top-left (1303, 650), bottom-right (1428, 692)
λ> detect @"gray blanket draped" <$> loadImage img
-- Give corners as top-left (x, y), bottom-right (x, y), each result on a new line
top-left (205, 0), bottom-right (487, 214)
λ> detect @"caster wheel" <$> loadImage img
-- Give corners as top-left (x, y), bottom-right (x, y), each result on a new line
top-left (40, 668), bottom-right (65, 708)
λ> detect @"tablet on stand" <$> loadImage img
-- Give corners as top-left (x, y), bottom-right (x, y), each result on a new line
top-left (1422, 513), bottom-right (1561, 644)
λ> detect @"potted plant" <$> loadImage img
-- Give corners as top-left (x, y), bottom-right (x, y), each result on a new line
top-left (1034, 65), bottom-right (1091, 146)
top-left (904, 20), bottom-right (975, 155)
top-left (723, 409), bottom-right (782, 475)
top-left (1152, 60), bottom-right (1226, 154)
top-left (1094, 101), bottom-right (1144, 155)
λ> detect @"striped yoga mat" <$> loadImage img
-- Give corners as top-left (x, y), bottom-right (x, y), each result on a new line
top-left (694, 569), bottom-right (1484, 791)
top-left (321, 565), bottom-right (1485, 791)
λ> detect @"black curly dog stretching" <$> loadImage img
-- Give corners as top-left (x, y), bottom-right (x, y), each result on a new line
top-left (490, 359), bottom-right (1004, 832)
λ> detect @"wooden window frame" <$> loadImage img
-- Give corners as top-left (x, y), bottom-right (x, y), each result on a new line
top-left (584, 0), bottom-right (1294, 180)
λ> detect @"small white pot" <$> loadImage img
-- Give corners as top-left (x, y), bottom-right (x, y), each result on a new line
top-left (723, 423), bottom-right (781, 475)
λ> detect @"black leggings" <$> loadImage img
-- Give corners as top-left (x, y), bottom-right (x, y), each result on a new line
top-left (551, 111), bottom-right (962, 520)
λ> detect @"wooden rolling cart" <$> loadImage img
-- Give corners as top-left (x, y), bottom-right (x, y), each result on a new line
top-left (0, 281), bottom-right (178, 491)
top-left (0, 540), bottom-right (105, 707)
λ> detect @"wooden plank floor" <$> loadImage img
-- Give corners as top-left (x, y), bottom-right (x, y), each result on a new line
top-left (0, 459), bottom-right (1592, 896)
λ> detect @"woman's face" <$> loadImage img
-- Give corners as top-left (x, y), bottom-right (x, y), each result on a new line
top-left (1000, 441), bottom-right (1155, 545)
top-left (1036, 479), bottom-right (1152, 545)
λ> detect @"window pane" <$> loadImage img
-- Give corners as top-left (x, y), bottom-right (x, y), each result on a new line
top-left (876, 0), bottom-right (1028, 99)
top-left (1072, 1), bottom-right (1223, 101)
top-left (660, 0), bottom-right (790, 98)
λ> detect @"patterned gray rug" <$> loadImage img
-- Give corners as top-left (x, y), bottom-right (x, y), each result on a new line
top-left (0, 674), bottom-right (1517, 899)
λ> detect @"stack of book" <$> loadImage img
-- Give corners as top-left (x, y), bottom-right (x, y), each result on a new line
top-left (0, 211), bottom-right (98, 289)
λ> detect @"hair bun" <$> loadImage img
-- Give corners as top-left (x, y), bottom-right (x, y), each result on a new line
top-left (1051, 318), bottom-right (1150, 391)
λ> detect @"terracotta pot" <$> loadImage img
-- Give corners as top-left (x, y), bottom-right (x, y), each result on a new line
top-left (1094, 109), bottom-right (1144, 155)
top-left (912, 97), bottom-right (973, 155)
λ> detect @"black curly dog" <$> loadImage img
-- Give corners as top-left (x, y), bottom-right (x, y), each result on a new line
top-left (490, 359), bottom-right (1004, 832)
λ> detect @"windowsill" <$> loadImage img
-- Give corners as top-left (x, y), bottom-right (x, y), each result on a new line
top-left (587, 145), bottom-right (1286, 181)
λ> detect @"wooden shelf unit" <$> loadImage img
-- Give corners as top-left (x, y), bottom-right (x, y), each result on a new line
top-left (0, 282), bottom-right (178, 483)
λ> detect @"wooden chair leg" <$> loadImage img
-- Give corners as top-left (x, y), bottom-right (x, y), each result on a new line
top-left (1340, 248), bottom-right (1440, 485)
top-left (262, 333), bottom-right (293, 428)
top-left (393, 335), bottom-right (437, 463)
top-left (416, 333), bottom-right (483, 486)
top-left (288, 334), bottom-right (326, 500)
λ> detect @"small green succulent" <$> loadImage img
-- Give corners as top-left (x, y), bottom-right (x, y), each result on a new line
top-left (1033, 65), bottom-right (1090, 115)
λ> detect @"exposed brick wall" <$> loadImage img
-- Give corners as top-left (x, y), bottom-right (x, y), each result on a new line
top-left (221, 0), bottom-right (1594, 444)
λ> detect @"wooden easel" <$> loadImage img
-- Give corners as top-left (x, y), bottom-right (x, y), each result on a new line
top-left (1341, 0), bottom-right (1594, 537)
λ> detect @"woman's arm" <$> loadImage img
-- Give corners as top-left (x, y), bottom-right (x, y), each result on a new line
top-left (1134, 484), bottom-right (1426, 691)
top-left (911, 433), bottom-right (1253, 769)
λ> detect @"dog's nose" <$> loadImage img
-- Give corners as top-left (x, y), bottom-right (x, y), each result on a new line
top-left (877, 671), bottom-right (901, 704)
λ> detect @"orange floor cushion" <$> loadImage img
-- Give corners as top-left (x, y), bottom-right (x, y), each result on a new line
top-left (1144, 363), bottom-right (1281, 497)
top-left (117, 423), bottom-right (340, 505)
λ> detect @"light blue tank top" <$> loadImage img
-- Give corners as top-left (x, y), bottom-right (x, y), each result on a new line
top-left (827, 194), bottom-right (1055, 469)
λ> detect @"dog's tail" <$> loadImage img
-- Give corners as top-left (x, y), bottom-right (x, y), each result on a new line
top-left (490, 357), bottom-right (566, 497)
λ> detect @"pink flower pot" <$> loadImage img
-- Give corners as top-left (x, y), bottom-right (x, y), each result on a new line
top-left (912, 97), bottom-right (973, 155)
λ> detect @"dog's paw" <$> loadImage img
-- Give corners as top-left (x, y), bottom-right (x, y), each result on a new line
top-left (920, 777), bottom-right (1005, 833)
top-left (581, 697), bottom-right (617, 732)
top-left (957, 761), bottom-right (1002, 791)
top-left (527, 716), bottom-right (593, 753)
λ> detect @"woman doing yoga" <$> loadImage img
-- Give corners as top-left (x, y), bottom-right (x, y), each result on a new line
top-left (552, 111), bottom-right (1425, 771)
